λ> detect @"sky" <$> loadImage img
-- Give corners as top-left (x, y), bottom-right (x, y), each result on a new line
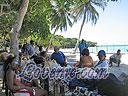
top-left (52, 0), bottom-right (128, 45)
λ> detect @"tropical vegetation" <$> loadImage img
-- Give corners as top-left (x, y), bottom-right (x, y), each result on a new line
top-left (0, 0), bottom-right (118, 60)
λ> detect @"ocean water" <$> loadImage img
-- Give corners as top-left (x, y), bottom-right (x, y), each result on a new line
top-left (89, 45), bottom-right (128, 53)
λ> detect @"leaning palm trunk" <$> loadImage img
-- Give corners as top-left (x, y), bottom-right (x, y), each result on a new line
top-left (9, 0), bottom-right (29, 61)
top-left (46, 27), bottom-right (58, 54)
top-left (74, 7), bottom-right (87, 54)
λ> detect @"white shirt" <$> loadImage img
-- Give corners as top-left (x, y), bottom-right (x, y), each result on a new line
top-left (110, 53), bottom-right (121, 60)
top-left (94, 60), bottom-right (109, 70)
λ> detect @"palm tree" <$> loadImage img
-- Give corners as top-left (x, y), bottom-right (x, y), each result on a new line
top-left (45, 0), bottom-right (73, 53)
top-left (72, 0), bottom-right (107, 53)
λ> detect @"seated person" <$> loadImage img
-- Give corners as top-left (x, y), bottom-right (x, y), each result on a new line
top-left (51, 46), bottom-right (67, 67)
top-left (76, 48), bottom-right (93, 68)
top-left (69, 50), bottom-right (109, 92)
top-left (94, 50), bottom-right (109, 69)
top-left (0, 50), bottom-right (8, 62)
top-left (20, 53), bottom-right (30, 68)
top-left (109, 49), bottom-right (122, 67)
top-left (6, 54), bottom-right (48, 96)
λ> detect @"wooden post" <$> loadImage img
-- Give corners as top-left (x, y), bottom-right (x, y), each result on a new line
top-left (60, 81), bottom-right (65, 96)
top-left (53, 80), bottom-right (59, 96)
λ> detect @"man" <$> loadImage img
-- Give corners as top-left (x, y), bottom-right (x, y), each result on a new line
top-left (78, 39), bottom-right (88, 56)
top-left (51, 46), bottom-right (66, 67)
top-left (94, 50), bottom-right (109, 69)
top-left (24, 40), bottom-right (35, 57)
top-left (109, 49), bottom-right (122, 67)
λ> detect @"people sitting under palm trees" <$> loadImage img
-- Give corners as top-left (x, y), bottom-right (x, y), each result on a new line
top-left (6, 53), bottom-right (48, 96)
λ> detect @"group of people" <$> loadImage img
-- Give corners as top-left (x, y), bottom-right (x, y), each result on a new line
top-left (20, 40), bottom-right (44, 57)
top-left (0, 39), bottom-right (122, 96)
top-left (78, 39), bottom-right (122, 68)
top-left (77, 48), bottom-right (122, 69)
top-left (5, 54), bottom-right (48, 96)
top-left (0, 40), bottom-right (48, 96)
top-left (78, 39), bottom-right (106, 69)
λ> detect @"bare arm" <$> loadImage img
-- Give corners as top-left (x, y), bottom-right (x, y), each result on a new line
top-left (6, 70), bottom-right (21, 91)
top-left (6, 70), bottom-right (33, 91)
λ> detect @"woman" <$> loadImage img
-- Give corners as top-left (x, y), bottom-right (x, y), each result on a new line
top-left (79, 48), bottom-right (93, 68)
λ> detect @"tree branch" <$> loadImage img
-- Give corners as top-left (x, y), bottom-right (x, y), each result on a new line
top-left (0, 11), bottom-right (16, 16)
top-left (30, 0), bottom-right (39, 13)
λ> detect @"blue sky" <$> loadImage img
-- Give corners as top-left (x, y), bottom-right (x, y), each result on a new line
top-left (53, 0), bottom-right (128, 45)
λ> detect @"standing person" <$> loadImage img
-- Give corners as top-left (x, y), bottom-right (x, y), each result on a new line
top-left (27, 40), bottom-right (35, 57)
top-left (51, 46), bottom-right (67, 67)
top-left (21, 40), bottom-right (29, 54)
top-left (78, 39), bottom-right (88, 56)
top-left (109, 49), bottom-right (122, 67)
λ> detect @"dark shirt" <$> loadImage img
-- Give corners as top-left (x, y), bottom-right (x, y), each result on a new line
top-left (51, 51), bottom-right (65, 67)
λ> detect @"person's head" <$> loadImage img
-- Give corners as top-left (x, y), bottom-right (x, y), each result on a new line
top-left (5, 54), bottom-right (19, 70)
top-left (40, 51), bottom-right (46, 57)
top-left (54, 46), bottom-right (60, 52)
top-left (24, 39), bottom-right (28, 44)
top-left (117, 49), bottom-right (121, 55)
top-left (4, 53), bottom-right (15, 63)
top-left (21, 56), bottom-right (29, 63)
top-left (10, 61), bottom-right (20, 71)
top-left (81, 39), bottom-right (84, 43)
top-left (33, 56), bottom-right (45, 67)
top-left (0, 51), bottom-right (8, 61)
top-left (30, 40), bottom-right (34, 45)
top-left (35, 42), bottom-right (38, 46)
top-left (81, 48), bottom-right (89, 56)
top-left (39, 46), bottom-right (42, 52)
top-left (20, 54), bottom-right (29, 66)
top-left (97, 50), bottom-right (106, 61)
top-left (19, 45), bottom-right (22, 49)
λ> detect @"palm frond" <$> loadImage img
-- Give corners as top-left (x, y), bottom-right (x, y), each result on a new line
top-left (91, 0), bottom-right (107, 10)
top-left (66, 15), bottom-right (73, 27)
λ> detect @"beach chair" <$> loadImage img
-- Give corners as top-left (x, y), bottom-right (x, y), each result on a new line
top-left (8, 89), bottom-right (34, 96)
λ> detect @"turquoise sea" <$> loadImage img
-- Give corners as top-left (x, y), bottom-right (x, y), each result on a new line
top-left (89, 45), bottom-right (128, 53)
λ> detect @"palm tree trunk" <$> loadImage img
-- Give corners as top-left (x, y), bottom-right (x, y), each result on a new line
top-left (74, 7), bottom-right (87, 54)
top-left (46, 27), bottom-right (58, 54)
top-left (9, 0), bottom-right (29, 61)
